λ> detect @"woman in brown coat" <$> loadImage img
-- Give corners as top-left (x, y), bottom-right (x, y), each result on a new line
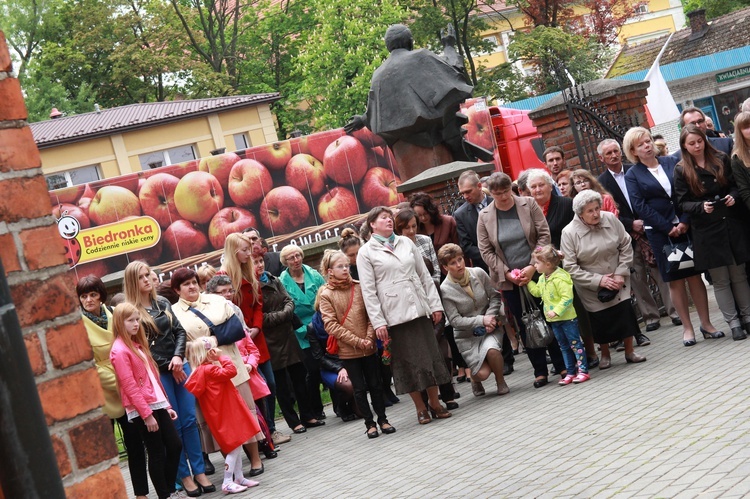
top-left (318, 250), bottom-right (396, 439)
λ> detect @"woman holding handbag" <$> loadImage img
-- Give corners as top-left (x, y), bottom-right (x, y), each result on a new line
top-left (477, 172), bottom-right (566, 389)
top-left (623, 127), bottom-right (721, 347)
top-left (318, 250), bottom-right (396, 438)
top-left (675, 125), bottom-right (750, 341)
top-left (169, 268), bottom-right (266, 479)
top-left (561, 191), bottom-right (646, 369)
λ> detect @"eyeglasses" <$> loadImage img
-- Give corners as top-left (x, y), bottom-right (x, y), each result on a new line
top-left (287, 253), bottom-right (303, 261)
top-left (573, 180), bottom-right (590, 186)
top-left (687, 119), bottom-right (705, 126)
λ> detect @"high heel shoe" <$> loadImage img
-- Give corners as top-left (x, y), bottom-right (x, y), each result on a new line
top-left (195, 478), bottom-right (216, 494)
top-left (700, 327), bottom-right (725, 339)
top-left (428, 404), bottom-right (452, 419)
top-left (683, 335), bottom-right (697, 346)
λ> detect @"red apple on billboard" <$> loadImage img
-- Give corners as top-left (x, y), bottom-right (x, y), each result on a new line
top-left (88, 186), bottom-right (142, 226)
top-left (317, 186), bottom-right (359, 223)
top-left (208, 207), bottom-right (258, 249)
top-left (52, 203), bottom-right (91, 230)
top-left (285, 154), bottom-right (326, 199)
top-left (78, 197), bottom-right (92, 215)
top-left (361, 167), bottom-right (404, 209)
top-left (259, 186), bottom-right (310, 234)
top-left (250, 141), bottom-right (292, 171)
top-left (228, 159), bottom-right (274, 207)
top-left (198, 152), bottom-right (241, 192)
top-left (163, 159), bottom-right (199, 179)
top-left (50, 184), bottom-right (86, 206)
top-left (174, 171), bottom-right (224, 224)
top-left (139, 173), bottom-right (182, 228)
top-left (163, 219), bottom-right (211, 261)
top-left (463, 105), bottom-right (495, 151)
top-left (299, 129), bottom-right (344, 162)
top-left (323, 135), bottom-right (368, 185)
top-left (349, 126), bottom-right (386, 147)
top-left (72, 260), bottom-right (111, 280)
top-left (107, 173), bottom-right (140, 194)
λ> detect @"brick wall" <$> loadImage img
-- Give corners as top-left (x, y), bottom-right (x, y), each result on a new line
top-left (528, 80), bottom-right (651, 171)
top-left (0, 31), bottom-right (127, 498)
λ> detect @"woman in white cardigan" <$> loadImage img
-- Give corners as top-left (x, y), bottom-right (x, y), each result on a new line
top-left (357, 206), bottom-right (452, 426)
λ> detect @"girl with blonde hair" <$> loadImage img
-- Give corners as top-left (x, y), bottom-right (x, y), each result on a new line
top-left (731, 112), bottom-right (750, 211)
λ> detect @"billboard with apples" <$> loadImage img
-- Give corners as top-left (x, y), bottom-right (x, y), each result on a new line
top-left (50, 98), bottom-right (500, 281)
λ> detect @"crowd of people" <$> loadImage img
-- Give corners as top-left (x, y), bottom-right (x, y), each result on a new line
top-left (75, 106), bottom-right (750, 498)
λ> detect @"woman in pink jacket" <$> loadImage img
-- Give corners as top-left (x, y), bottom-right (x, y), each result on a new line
top-left (109, 303), bottom-right (183, 499)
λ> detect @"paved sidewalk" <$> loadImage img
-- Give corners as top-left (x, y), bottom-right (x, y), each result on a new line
top-left (121, 301), bottom-right (750, 498)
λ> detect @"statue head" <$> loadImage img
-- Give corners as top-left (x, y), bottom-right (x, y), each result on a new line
top-left (385, 24), bottom-right (413, 52)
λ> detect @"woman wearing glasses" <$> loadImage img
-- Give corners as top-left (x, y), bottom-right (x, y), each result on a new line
top-left (568, 169), bottom-right (619, 217)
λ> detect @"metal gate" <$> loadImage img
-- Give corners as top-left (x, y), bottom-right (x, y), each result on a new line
top-left (563, 84), bottom-right (638, 175)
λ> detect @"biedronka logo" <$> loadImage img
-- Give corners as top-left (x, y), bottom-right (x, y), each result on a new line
top-left (56, 214), bottom-right (161, 268)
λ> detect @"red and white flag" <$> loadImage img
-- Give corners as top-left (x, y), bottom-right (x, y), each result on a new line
top-left (644, 33), bottom-right (680, 126)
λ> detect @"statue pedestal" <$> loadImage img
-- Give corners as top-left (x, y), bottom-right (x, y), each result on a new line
top-left (391, 142), bottom-right (454, 181)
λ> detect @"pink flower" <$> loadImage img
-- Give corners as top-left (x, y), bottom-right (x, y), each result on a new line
top-left (510, 269), bottom-right (523, 280)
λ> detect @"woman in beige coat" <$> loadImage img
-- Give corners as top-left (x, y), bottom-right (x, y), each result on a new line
top-left (560, 190), bottom-right (646, 369)
top-left (357, 206), bottom-right (452, 425)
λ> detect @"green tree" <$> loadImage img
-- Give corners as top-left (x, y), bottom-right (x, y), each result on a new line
top-left (0, 0), bottom-right (62, 78)
top-left (295, 0), bottom-right (411, 130)
top-left (682, 0), bottom-right (750, 19)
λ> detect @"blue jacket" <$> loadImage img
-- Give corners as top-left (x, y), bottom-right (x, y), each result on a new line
top-left (624, 156), bottom-right (689, 235)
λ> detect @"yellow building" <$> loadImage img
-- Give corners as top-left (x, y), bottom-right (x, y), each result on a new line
top-left (31, 94), bottom-right (280, 190)
top-left (475, 0), bottom-right (686, 71)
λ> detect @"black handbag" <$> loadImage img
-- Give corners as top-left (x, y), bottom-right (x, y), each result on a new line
top-left (519, 287), bottom-right (554, 349)
top-left (663, 237), bottom-right (694, 273)
top-left (188, 307), bottom-right (246, 346)
top-left (597, 287), bottom-right (619, 303)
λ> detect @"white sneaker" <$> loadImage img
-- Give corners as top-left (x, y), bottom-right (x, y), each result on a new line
top-left (170, 492), bottom-right (187, 499)
top-left (272, 430), bottom-right (291, 445)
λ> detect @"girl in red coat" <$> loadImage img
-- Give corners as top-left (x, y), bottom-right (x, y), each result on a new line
top-left (185, 336), bottom-right (261, 494)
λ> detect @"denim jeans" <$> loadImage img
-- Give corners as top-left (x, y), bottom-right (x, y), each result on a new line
top-left (550, 318), bottom-right (588, 375)
top-left (159, 363), bottom-right (204, 480)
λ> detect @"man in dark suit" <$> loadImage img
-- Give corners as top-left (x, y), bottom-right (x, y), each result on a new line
top-left (597, 139), bottom-right (680, 339)
top-left (673, 107), bottom-right (734, 158)
top-left (241, 227), bottom-right (285, 277)
top-left (453, 170), bottom-right (514, 373)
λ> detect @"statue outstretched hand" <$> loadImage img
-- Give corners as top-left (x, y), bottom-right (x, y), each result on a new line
top-left (344, 114), bottom-right (366, 133)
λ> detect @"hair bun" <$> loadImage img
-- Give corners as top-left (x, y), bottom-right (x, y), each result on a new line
top-left (340, 227), bottom-right (357, 239)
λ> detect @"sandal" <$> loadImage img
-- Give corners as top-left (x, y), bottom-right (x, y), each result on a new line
top-left (222, 482), bottom-right (248, 494)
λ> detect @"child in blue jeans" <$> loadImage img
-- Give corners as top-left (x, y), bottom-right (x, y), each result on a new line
top-left (528, 245), bottom-right (590, 385)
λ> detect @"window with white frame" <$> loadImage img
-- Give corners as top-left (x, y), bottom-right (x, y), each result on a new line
top-left (482, 35), bottom-right (500, 54)
top-left (138, 144), bottom-right (196, 170)
top-left (45, 165), bottom-right (101, 190)
top-left (634, 4), bottom-right (648, 14)
top-left (233, 133), bottom-right (251, 151)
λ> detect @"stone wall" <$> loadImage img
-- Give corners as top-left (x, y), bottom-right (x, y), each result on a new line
top-left (0, 31), bottom-right (127, 498)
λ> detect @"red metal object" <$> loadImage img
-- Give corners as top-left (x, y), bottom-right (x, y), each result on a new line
top-left (490, 106), bottom-right (545, 181)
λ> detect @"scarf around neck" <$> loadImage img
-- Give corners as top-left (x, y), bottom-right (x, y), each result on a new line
top-left (83, 304), bottom-right (108, 329)
top-left (372, 233), bottom-right (396, 250)
top-left (447, 269), bottom-right (474, 300)
top-left (327, 274), bottom-right (353, 290)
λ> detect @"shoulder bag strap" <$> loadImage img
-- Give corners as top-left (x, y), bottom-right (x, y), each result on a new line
top-left (340, 286), bottom-right (356, 324)
top-left (188, 306), bottom-right (216, 329)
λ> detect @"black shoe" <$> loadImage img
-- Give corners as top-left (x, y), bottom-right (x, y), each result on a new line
top-left (445, 401), bottom-right (459, 410)
top-left (453, 391), bottom-right (460, 399)
top-left (615, 341), bottom-right (626, 352)
top-left (386, 391), bottom-right (400, 404)
top-left (379, 420), bottom-right (397, 434)
top-left (503, 363), bottom-right (514, 376)
top-left (263, 448), bottom-right (278, 459)
top-left (700, 327), bottom-right (725, 339)
top-left (646, 322), bottom-right (660, 332)
top-left (292, 425), bottom-right (307, 434)
top-left (248, 464), bottom-right (264, 477)
top-left (302, 419), bottom-right (325, 428)
top-left (672, 317), bottom-right (683, 326)
top-left (533, 378), bottom-right (548, 388)
top-left (731, 327), bottom-right (747, 341)
top-left (366, 424), bottom-right (379, 439)
top-left (341, 413), bottom-right (357, 422)
top-left (588, 357), bottom-right (599, 369)
top-left (383, 397), bottom-right (393, 407)
top-left (196, 479), bottom-right (216, 494)
top-left (185, 484), bottom-right (202, 497)
top-left (202, 453), bottom-right (215, 476)
top-left (317, 412), bottom-right (327, 420)
top-left (456, 375), bottom-right (467, 383)
top-left (636, 334), bottom-right (651, 346)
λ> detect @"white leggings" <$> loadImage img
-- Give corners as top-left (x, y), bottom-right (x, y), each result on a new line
top-left (223, 446), bottom-right (244, 487)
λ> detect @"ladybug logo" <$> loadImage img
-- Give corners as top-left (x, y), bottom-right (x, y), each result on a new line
top-left (56, 209), bottom-right (82, 267)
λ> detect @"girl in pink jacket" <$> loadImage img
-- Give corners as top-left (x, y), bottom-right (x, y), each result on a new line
top-left (109, 303), bottom-right (182, 499)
